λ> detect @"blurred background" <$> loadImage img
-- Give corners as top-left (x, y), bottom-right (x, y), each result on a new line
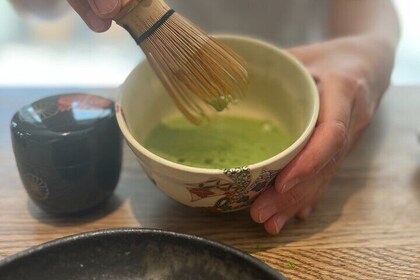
top-left (0, 0), bottom-right (418, 87)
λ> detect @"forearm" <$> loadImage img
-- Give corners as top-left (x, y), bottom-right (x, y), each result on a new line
top-left (328, 0), bottom-right (400, 104)
top-left (330, 0), bottom-right (400, 48)
top-left (331, 36), bottom-right (396, 107)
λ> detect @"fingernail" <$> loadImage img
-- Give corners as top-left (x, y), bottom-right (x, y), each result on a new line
top-left (92, 0), bottom-right (119, 15)
top-left (258, 204), bottom-right (277, 223)
top-left (281, 178), bottom-right (300, 194)
top-left (274, 215), bottom-right (287, 234)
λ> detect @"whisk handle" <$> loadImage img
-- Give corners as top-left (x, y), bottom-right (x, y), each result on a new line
top-left (114, 0), bottom-right (143, 22)
top-left (113, 0), bottom-right (147, 42)
top-left (113, 0), bottom-right (172, 45)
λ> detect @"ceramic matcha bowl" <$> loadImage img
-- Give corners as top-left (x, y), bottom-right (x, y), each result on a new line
top-left (116, 35), bottom-right (319, 212)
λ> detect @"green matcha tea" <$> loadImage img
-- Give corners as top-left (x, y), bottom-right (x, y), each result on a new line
top-left (141, 115), bottom-right (292, 169)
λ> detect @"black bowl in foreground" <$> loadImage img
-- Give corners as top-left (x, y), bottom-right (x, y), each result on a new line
top-left (0, 228), bottom-right (286, 280)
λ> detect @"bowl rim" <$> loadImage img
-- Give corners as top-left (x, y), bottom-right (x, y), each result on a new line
top-left (116, 34), bottom-right (320, 175)
top-left (0, 228), bottom-right (286, 279)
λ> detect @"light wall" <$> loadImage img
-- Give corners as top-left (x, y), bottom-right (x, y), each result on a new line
top-left (0, 1), bottom-right (418, 87)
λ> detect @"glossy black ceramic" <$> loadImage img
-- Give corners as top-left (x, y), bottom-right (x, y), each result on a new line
top-left (10, 94), bottom-right (122, 214)
top-left (0, 228), bottom-right (286, 280)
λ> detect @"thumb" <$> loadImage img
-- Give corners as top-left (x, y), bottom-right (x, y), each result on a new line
top-left (67, 0), bottom-right (112, 32)
top-left (87, 0), bottom-right (121, 18)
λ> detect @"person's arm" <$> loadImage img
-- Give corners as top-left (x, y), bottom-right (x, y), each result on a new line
top-left (330, 0), bottom-right (401, 101)
top-left (330, 0), bottom-right (400, 46)
top-left (250, 0), bottom-right (400, 234)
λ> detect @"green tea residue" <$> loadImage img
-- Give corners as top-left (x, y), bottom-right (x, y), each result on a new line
top-left (141, 115), bottom-right (292, 169)
top-left (286, 261), bottom-right (297, 270)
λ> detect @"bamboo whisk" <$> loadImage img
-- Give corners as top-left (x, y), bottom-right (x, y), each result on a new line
top-left (114, 0), bottom-right (249, 124)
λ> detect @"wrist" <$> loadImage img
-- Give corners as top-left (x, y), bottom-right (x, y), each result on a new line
top-left (332, 35), bottom-right (396, 96)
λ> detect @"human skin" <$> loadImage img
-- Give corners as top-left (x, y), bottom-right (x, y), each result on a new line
top-left (10, 0), bottom-right (401, 234)
top-left (250, 0), bottom-right (400, 234)
top-left (66, 0), bottom-right (121, 32)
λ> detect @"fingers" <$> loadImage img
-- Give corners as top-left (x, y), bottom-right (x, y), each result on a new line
top-left (249, 74), bottom-right (354, 234)
top-left (68, 0), bottom-right (121, 32)
top-left (250, 160), bottom-right (335, 235)
top-left (87, 0), bottom-right (121, 18)
top-left (250, 180), bottom-right (317, 227)
top-left (67, 0), bottom-right (111, 32)
top-left (274, 75), bottom-right (352, 194)
top-left (261, 40), bottom-right (376, 235)
top-left (295, 159), bottom-right (336, 220)
top-left (295, 206), bottom-right (313, 221)
top-left (250, 179), bottom-right (318, 235)
top-left (264, 214), bottom-right (288, 235)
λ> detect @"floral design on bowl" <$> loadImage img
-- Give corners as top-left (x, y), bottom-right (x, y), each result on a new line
top-left (187, 168), bottom-right (280, 212)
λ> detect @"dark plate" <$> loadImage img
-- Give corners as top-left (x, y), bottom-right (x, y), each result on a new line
top-left (0, 228), bottom-right (286, 280)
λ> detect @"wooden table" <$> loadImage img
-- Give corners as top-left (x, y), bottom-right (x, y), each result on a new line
top-left (0, 86), bottom-right (419, 279)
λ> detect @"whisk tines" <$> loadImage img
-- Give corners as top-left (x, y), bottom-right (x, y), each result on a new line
top-left (115, 0), bottom-right (249, 124)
